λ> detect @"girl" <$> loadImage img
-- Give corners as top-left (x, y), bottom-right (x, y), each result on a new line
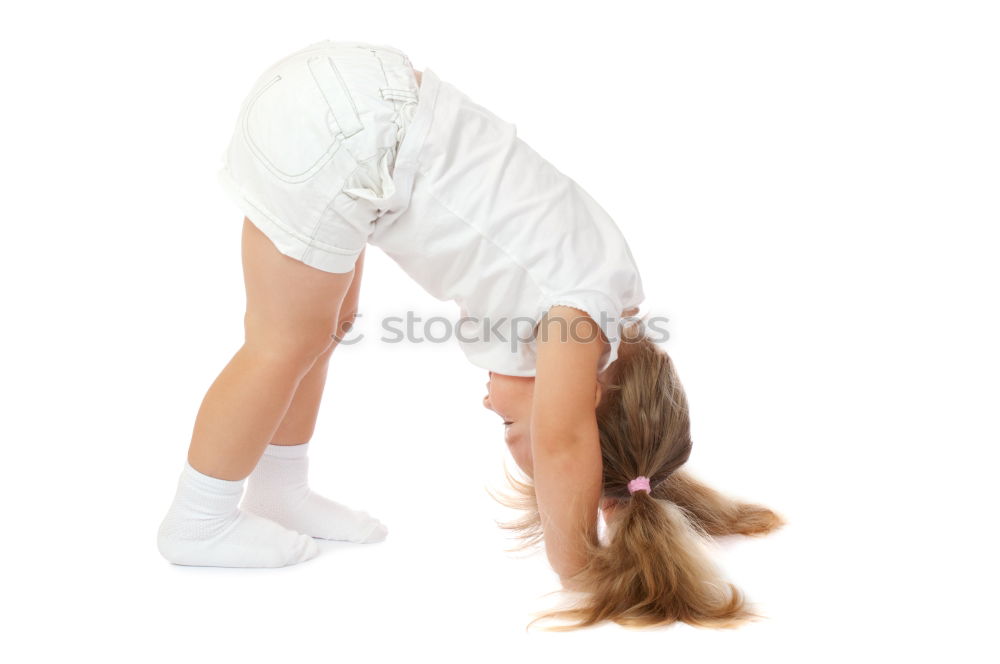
top-left (157, 39), bottom-right (783, 630)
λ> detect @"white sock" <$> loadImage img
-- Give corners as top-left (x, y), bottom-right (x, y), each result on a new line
top-left (157, 460), bottom-right (319, 568)
top-left (241, 442), bottom-right (388, 544)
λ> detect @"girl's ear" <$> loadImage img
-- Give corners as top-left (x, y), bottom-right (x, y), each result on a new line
top-left (595, 381), bottom-right (602, 408)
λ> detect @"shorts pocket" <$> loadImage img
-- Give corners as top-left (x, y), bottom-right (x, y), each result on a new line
top-left (241, 55), bottom-right (365, 184)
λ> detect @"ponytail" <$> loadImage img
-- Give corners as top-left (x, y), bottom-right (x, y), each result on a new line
top-left (524, 474), bottom-right (754, 631)
top-left (488, 318), bottom-right (782, 631)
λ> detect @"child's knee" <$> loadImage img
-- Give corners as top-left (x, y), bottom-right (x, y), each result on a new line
top-left (244, 318), bottom-right (341, 369)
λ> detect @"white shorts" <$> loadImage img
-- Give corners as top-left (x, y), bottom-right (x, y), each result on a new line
top-left (217, 40), bottom-right (420, 273)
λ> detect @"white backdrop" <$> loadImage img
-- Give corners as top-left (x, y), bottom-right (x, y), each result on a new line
top-left (1, 1), bottom-right (997, 661)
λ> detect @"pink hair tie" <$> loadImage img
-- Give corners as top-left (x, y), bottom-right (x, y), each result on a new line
top-left (627, 476), bottom-right (651, 495)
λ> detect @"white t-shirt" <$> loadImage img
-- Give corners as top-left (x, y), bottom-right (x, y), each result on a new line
top-left (370, 67), bottom-right (645, 377)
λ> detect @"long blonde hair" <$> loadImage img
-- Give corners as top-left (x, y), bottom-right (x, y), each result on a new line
top-left (487, 318), bottom-right (785, 631)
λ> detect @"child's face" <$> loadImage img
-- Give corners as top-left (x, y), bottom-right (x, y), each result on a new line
top-left (484, 370), bottom-right (620, 520)
top-left (483, 371), bottom-right (535, 477)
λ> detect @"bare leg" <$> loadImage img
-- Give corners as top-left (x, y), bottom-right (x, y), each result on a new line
top-left (237, 247), bottom-right (387, 543)
top-left (268, 247), bottom-right (366, 445)
top-left (186, 218), bottom-right (357, 480)
top-left (158, 217), bottom-right (361, 567)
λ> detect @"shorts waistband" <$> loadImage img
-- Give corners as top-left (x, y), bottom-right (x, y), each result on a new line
top-left (311, 40), bottom-right (412, 65)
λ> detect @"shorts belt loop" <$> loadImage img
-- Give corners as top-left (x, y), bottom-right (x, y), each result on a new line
top-left (380, 87), bottom-right (418, 103)
top-left (372, 52), bottom-right (419, 103)
top-left (306, 55), bottom-right (364, 138)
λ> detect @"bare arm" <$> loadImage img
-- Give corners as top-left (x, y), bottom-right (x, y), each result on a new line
top-left (531, 305), bottom-right (607, 583)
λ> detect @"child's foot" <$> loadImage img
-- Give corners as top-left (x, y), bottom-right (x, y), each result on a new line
top-left (241, 443), bottom-right (388, 544)
top-left (157, 460), bottom-right (319, 568)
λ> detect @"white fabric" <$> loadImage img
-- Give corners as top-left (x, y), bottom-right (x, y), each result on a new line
top-left (157, 460), bottom-right (319, 568)
top-left (373, 67), bottom-right (646, 376)
top-left (241, 443), bottom-right (387, 544)
top-left (217, 40), bottom-right (418, 273)
top-left (217, 41), bottom-right (646, 376)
